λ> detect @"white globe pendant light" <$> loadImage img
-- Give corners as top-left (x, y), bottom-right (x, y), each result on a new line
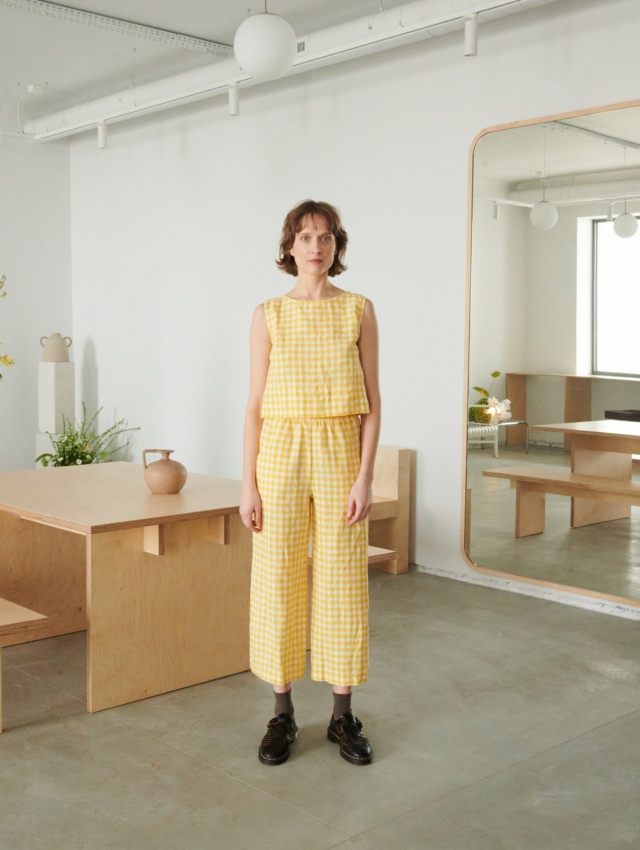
top-left (530, 199), bottom-right (558, 230)
top-left (613, 200), bottom-right (638, 238)
top-left (613, 212), bottom-right (638, 238)
top-left (234, 11), bottom-right (296, 82)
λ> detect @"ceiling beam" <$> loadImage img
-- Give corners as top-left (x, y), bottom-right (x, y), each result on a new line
top-left (551, 120), bottom-right (640, 154)
top-left (0, 0), bottom-right (233, 56)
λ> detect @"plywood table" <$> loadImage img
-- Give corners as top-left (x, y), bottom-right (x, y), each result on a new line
top-left (0, 462), bottom-right (252, 712)
top-left (535, 419), bottom-right (640, 527)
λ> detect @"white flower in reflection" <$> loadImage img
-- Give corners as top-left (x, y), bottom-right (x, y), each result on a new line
top-left (487, 397), bottom-right (512, 423)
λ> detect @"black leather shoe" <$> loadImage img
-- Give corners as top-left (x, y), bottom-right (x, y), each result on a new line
top-left (327, 712), bottom-right (373, 765)
top-left (258, 713), bottom-right (298, 765)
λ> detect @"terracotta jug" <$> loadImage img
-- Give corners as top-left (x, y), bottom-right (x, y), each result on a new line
top-left (142, 449), bottom-right (187, 494)
top-left (40, 332), bottom-right (72, 362)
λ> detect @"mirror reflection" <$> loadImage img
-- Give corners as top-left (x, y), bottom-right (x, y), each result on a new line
top-left (466, 102), bottom-right (640, 603)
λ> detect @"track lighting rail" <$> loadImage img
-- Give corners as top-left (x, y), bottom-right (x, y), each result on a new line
top-left (0, 0), bottom-right (233, 55)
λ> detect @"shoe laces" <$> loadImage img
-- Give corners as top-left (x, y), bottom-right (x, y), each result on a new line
top-left (337, 714), bottom-right (363, 737)
top-left (263, 713), bottom-right (294, 740)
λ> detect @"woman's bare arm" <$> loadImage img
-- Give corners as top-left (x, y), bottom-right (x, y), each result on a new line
top-left (347, 299), bottom-right (381, 525)
top-left (240, 304), bottom-right (271, 532)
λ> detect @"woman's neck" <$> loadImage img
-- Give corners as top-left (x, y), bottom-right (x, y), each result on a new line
top-left (287, 273), bottom-right (341, 302)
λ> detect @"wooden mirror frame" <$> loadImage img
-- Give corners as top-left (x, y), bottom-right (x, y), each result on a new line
top-left (461, 97), bottom-right (640, 611)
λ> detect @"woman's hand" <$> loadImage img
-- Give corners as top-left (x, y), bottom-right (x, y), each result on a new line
top-left (346, 477), bottom-right (373, 525)
top-left (240, 486), bottom-right (263, 532)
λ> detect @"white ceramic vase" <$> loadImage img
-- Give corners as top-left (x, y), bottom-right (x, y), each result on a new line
top-left (40, 333), bottom-right (72, 362)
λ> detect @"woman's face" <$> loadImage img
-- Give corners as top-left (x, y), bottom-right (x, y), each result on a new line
top-left (289, 215), bottom-right (336, 276)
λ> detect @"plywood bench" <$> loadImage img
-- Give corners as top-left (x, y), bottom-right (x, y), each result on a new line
top-left (368, 446), bottom-right (411, 574)
top-left (483, 464), bottom-right (640, 537)
top-left (0, 597), bottom-right (47, 732)
top-left (309, 445), bottom-right (412, 575)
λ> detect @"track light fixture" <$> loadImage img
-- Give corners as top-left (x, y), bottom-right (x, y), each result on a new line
top-left (228, 83), bottom-right (240, 116)
top-left (464, 14), bottom-right (478, 56)
top-left (97, 121), bottom-right (107, 149)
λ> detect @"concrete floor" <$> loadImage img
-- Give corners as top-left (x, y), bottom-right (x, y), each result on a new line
top-left (1, 570), bottom-right (640, 848)
top-left (467, 444), bottom-right (640, 601)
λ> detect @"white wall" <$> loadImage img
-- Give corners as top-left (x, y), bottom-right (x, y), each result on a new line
top-left (66, 0), bottom-right (640, 618)
top-left (469, 174), bottom-right (528, 405)
top-left (0, 136), bottom-right (71, 470)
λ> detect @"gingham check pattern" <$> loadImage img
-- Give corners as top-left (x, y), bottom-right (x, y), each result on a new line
top-left (260, 292), bottom-right (370, 419)
top-left (251, 416), bottom-right (369, 686)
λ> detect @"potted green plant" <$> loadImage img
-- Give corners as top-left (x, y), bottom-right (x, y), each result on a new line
top-left (470, 371), bottom-right (511, 424)
top-left (36, 403), bottom-right (139, 467)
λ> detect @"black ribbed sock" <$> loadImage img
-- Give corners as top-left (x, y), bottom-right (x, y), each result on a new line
top-left (274, 689), bottom-right (294, 717)
top-left (333, 691), bottom-right (352, 720)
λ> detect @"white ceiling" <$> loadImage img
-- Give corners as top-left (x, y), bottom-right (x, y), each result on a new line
top-left (3, 0), bottom-right (640, 189)
top-left (0, 0), bottom-right (406, 131)
top-left (475, 109), bottom-right (640, 188)
top-left (470, 113), bottom-right (640, 221)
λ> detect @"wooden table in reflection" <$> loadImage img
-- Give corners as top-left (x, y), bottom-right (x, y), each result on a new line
top-left (0, 462), bottom-right (252, 712)
top-left (536, 419), bottom-right (640, 527)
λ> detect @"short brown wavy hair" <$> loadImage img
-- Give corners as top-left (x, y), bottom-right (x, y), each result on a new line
top-left (276, 200), bottom-right (348, 277)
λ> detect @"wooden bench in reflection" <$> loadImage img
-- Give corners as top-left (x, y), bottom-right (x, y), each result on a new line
top-left (483, 464), bottom-right (640, 537)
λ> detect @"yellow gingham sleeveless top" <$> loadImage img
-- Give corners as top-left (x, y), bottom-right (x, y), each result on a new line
top-left (260, 291), bottom-right (371, 418)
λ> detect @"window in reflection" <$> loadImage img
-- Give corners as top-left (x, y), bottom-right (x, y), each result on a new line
top-left (594, 218), bottom-right (640, 376)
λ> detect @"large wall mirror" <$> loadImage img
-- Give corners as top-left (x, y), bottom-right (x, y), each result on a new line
top-left (465, 99), bottom-right (640, 607)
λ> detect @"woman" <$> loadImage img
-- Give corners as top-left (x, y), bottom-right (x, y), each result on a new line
top-left (240, 199), bottom-right (380, 766)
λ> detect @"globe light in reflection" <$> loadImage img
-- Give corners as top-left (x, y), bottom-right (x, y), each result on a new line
top-left (234, 13), bottom-right (297, 82)
top-left (613, 211), bottom-right (638, 238)
top-left (530, 200), bottom-right (558, 230)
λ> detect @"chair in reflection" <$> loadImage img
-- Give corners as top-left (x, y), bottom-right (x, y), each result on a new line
top-left (467, 422), bottom-right (499, 457)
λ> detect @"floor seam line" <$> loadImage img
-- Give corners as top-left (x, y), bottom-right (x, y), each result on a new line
top-left (2, 662), bottom-right (86, 705)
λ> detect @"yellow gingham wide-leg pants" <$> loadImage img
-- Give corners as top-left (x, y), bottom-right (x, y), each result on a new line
top-left (250, 415), bottom-right (369, 687)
